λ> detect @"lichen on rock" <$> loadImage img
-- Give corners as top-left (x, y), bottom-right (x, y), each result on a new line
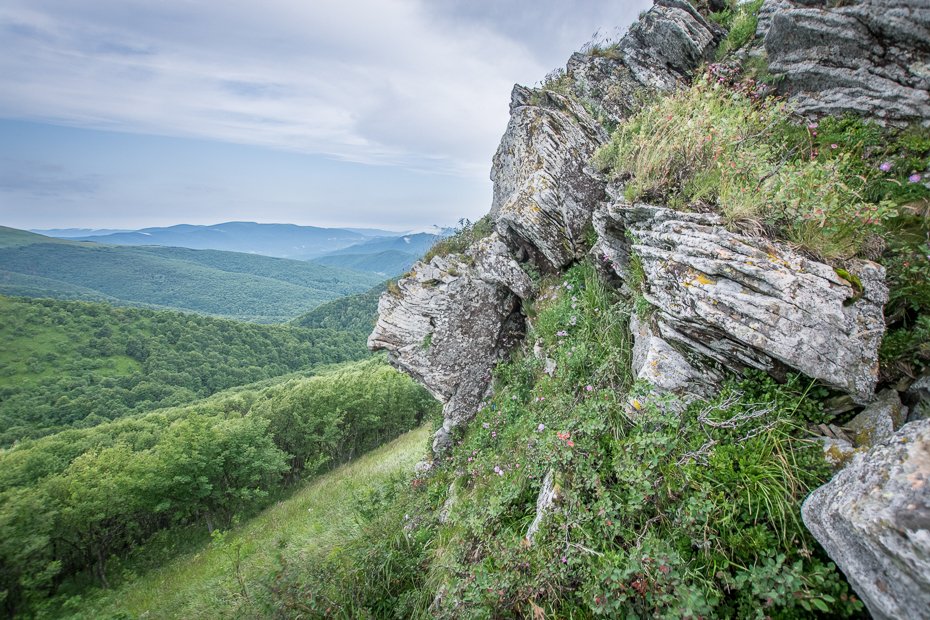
top-left (594, 201), bottom-right (888, 402)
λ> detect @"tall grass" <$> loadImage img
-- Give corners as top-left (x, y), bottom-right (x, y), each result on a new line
top-left (50, 425), bottom-right (432, 620)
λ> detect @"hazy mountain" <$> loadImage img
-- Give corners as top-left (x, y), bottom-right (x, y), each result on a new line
top-left (0, 227), bottom-right (381, 323)
top-left (30, 228), bottom-right (133, 237)
top-left (62, 222), bottom-right (370, 258)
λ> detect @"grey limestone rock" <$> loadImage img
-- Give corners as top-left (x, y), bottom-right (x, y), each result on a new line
top-left (593, 202), bottom-right (887, 402)
top-left (848, 388), bottom-right (910, 448)
top-left (764, 0), bottom-right (930, 125)
top-left (491, 86), bottom-right (608, 270)
top-left (802, 419), bottom-right (930, 620)
top-left (564, 0), bottom-right (725, 126)
top-left (526, 469), bottom-right (562, 544)
top-left (630, 314), bottom-right (722, 401)
top-left (368, 251), bottom-right (526, 450)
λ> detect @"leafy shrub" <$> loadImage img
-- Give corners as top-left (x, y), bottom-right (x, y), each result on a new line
top-left (422, 215), bottom-right (495, 263)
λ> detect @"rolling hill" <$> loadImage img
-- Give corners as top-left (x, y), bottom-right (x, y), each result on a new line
top-left (0, 227), bottom-right (382, 323)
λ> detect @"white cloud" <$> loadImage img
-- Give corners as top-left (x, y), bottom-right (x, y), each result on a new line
top-left (0, 0), bottom-right (529, 174)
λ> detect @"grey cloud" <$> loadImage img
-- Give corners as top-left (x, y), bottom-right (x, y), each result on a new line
top-left (0, 0), bottom-right (649, 176)
top-left (0, 157), bottom-right (104, 196)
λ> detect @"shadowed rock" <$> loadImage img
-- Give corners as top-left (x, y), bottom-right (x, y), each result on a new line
top-left (368, 240), bottom-right (531, 451)
top-left (763, 0), bottom-right (930, 125)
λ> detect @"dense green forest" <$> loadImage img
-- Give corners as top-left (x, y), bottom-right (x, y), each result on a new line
top-left (310, 249), bottom-right (418, 277)
top-left (288, 280), bottom-right (387, 334)
top-left (0, 227), bottom-right (381, 323)
top-left (0, 295), bottom-right (374, 445)
top-left (0, 357), bottom-right (439, 618)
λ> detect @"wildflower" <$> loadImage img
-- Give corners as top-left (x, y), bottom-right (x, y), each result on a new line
top-left (538, 424), bottom-right (545, 432)
top-left (586, 385), bottom-right (593, 392)
top-left (910, 174), bottom-right (922, 183)
top-left (831, 144), bottom-right (838, 149)
top-left (512, 395), bottom-right (517, 400)
top-left (483, 422), bottom-right (489, 428)
top-left (494, 466), bottom-right (500, 473)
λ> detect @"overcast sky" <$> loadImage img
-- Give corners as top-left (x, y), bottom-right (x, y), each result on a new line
top-left (0, 0), bottom-right (651, 231)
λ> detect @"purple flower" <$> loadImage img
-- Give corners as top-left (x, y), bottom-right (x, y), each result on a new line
top-left (538, 424), bottom-right (545, 432)
top-left (494, 466), bottom-right (500, 473)
top-left (830, 144), bottom-right (838, 149)
top-left (483, 422), bottom-right (489, 428)
top-left (910, 174), bottom-right (922, 183)
top-left (880, 162), bottom-right (892, 172)
top-left (586, 385), bottom-right (593, 392)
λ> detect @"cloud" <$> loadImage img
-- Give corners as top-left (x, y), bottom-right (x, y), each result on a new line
top-left (0, 0), bottom-right (649, 177)
top-left (0, 156), bottom-right (104, 196)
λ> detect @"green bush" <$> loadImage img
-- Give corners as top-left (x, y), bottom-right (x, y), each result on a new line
top-left (422, 215), bottom-right (495, 263)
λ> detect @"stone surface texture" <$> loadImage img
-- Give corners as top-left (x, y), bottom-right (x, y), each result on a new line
top-left (802, 419), bottom-right (930, 620)
top-left (848, 389), bottom-right (910, 447)
top-left (593, 202), bottom-right (888, 402)
top-left (367, 250), bottom-right (526, 450)
top-left (490, 86), bottom-right (608, 270)
top-left (905, 374), bottom-right (930, 424)
top-left (565, 0), bottom-right (725, 124)
top-left (630, 314), bottom-right (721, 400)
top-left (763, 0), bottom-right (930, 125)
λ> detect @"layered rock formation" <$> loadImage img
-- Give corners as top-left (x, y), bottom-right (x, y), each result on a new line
top-left (367, 237), bottom-right (531, 451)
top-left (762, 0), bottom-right (930, 125)
top-left (593, 202), bottom-right (888, 403)
top-left (368, 1), bottom-right (928, 613)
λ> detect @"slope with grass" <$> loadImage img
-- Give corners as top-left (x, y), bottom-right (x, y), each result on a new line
top-left (0, 227), bottom-right (381, 323)
top-left (0, 357), bottom-right (438, 619)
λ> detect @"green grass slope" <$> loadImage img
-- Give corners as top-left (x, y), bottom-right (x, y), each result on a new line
top-left (30, 425), bottom-right (432, 620)
top-left (0, 227), bottom-right (382, 323)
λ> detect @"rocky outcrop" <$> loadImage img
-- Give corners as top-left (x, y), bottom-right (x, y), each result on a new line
top-left (490, 87), bottom-right (608, 271)
top-left (566, 0), bottom-right (726, 124)
top-left (630, 314), bottom-right (722, 401)
top-left (367, 239), bottom-right (531, 451)
top-left (763, 0), bottom-right (930, 125)
top-left (593, 202), bottom-right (887, 402)
top-left (802, 419), bottom-right (930, 620)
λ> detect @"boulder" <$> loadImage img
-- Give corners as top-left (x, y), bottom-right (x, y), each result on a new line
top-left (847, 389), bottom-right (909, 447)
top-left (630, 314), bottom-right (722, 401)
top-left (802, 419), bottom-right (930, 620)
top-left (593, 202), bottom-right (888, 402)
top-left (490, 86), bottom-right (608, 270)
top-left (368, 250), bottom-right (528, 450)
top-left (764, 0), bottom-right (930, 125)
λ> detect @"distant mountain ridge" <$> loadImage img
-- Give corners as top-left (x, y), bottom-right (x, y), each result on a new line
top-left (0, 227), bottom-right (381, 323)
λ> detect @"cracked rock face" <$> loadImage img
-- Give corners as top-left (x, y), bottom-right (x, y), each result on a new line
top-left (565, 0), bottom-right (725, 124)
top-left (368, 244), bottom-right (530, 450)
top-left (802, 419), bottom-right (930, 620)
top-left (490, 86), bottom-right (608, 270)
top-left (764, 0), bottom-right (930, 125)
top-left (630, 314), bottom-right (723, 401)
top-left (593, 202), bottom-right (887, 402)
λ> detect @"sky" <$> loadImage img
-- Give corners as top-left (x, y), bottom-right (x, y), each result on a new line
top-left (0, 0), bottom-right (651, 231)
